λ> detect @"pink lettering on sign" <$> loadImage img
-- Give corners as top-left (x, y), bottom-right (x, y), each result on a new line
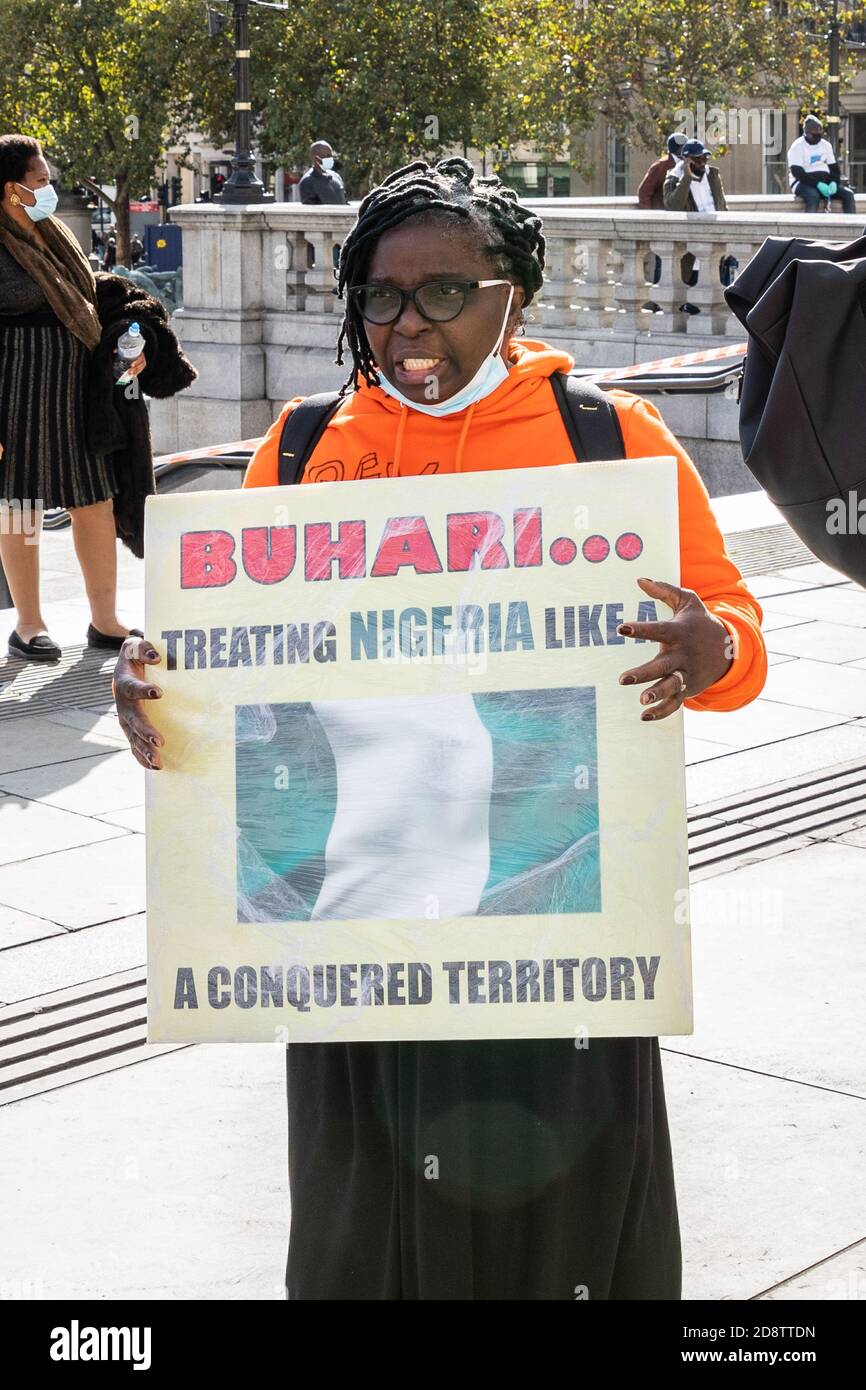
top-left (446, 511), bottom-right (510, 571)
top-left (180, 530), bottom-right (237, 588)
top-left (241, 527), bottom-right (297, 584)
top-left (513, 507), bottom-right (542, 567)
top-left (304, 521), bottom-right (367, 581)
top-left (370, 516), bottom-right (444, 577)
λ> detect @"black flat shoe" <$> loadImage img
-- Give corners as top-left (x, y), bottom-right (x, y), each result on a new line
top-left (86, 624), bottom-right (144, 651)
top-left (8, 630), bottom-right (62, 662)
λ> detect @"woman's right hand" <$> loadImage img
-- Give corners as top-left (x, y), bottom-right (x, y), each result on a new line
top-left (113, 635), bottom-right (166, 770)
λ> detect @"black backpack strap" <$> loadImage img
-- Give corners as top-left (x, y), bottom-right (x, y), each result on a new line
top-left (277, 391), bottom-right (343, 484)
top-left (549, 371), bottom-right (625, 462)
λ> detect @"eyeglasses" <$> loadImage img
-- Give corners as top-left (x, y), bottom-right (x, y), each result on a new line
top-left (348, 279), bottom-right (510, 325)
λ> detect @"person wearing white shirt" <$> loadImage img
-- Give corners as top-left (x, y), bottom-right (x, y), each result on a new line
top-left (788, 115), bottom-right (856, 213)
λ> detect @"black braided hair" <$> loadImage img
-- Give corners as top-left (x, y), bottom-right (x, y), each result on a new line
top-left (334, 156), bottom-right (546, 394)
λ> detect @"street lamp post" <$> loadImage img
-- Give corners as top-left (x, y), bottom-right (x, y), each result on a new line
top-left (804, 2), bottom-right (866, 170)
top-left (219, 1), bottom-right (271, 204)
top-left (828, 0), bottom-right (842, 157)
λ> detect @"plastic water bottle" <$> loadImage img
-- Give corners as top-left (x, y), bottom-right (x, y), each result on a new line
top-left (114, 322), bottom-right (144, 385)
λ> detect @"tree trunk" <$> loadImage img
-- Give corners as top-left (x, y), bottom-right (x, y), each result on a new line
top-left (114, 168), bottom-right (131, 268)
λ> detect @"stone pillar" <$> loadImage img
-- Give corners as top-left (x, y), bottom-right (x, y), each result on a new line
top-left (148, 204), bottom-right (272, 452)
top-left (56, 187), bottom-right (92, 254)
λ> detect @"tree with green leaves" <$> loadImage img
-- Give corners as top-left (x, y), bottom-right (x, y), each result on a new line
top-left (567, 1), bottom-right (866, 162)
top-left (0, 0), bottom-right (193, 265)
top-left (180, 0), bottom-right (862, 194)
top-left (181, 0), bottom-right (503, 192)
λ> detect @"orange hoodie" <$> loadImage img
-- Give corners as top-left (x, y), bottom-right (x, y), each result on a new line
top-left (244, 339), bottom-right (766, 712)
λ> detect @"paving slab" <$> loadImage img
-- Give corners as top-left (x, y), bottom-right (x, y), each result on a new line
top-left (776, 562), bottom-right (855, 588)
top-left (685, 720), bottom-right (866, 806)
top-left (667, 841), bottom-right (866, 1095)
top-left (748, 575), bottom-right (813, 599)
top-left (665, 1051), bottom-right (866, 1301)
top-left (0, 913), bottom-right (145, 1004)
top-left (759, 613), bottom-right (813, 633)
top-left (761, 586), bottom-right (866, 627)
top-left (0, 749), bottom-right (144, 816)
top-left (0, 835), bottom-right (144, 931)
top-left (761, 658), bottom-right (866, 718)
top-left (0, 902), bottom-right (64, 950)
top-left (0, 716), bottom-right (125, 776)
top-left (0, 1042), bottom-right (287, 1300)
top-left (685, 736), bottom-right (730, 765)
top-left (684, 700), bottom-right (844, 751)
top-left (0, 794), bottom-right (129, 867)
top-left (710, 491), bottom-right (782, 533)
top-left (766, 620), bottom-right (866, 664)
top-left (755, 1239), bottom-right (866, 1301)
top-left (94, 806), bottom-right (146, 833)
top-left (43, 706), bottom-right (128, 743)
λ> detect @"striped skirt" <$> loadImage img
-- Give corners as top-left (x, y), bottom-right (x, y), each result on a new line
top-left (0, 311), bottom-right (116, 510)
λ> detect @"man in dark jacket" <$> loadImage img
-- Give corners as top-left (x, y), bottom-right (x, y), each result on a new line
top-left (298, 141), bottom-right (348, 205)
top-left (663, 140), bottom-right (727, 211)
top-left (637, 132), bottom-right (687, 209)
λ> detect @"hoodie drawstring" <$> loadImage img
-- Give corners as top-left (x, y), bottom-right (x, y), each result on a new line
top-left (393, 404), bottom-right (408, 476)
top-left (454, 401), bottom-right (477, 474)
top-left (392, 398), bottom-right (477, 475)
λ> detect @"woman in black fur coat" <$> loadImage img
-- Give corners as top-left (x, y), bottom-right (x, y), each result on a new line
top-left (0, 135), bottom-right (195, 660)
top-left (90, 272), bottom-right (197, 562)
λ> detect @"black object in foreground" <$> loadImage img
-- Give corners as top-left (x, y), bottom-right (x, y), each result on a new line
top-left (725, 234), bottom-right (866, 587)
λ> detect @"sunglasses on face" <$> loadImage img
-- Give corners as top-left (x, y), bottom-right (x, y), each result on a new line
top-left (349, 278), bottom-right (511, 325)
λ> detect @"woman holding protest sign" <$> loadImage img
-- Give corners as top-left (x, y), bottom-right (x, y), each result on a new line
top-left (113, 158), bottom-right (766, 1300)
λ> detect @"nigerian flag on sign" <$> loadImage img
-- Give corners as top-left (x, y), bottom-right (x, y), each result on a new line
top-left (236, 687), bottom-right (600, 923)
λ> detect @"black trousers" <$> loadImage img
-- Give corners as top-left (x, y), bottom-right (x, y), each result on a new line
top-left (285, 1037), bottom-right (681, 1300)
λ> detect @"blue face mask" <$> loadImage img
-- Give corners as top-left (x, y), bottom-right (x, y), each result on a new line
top-left (377, 285), bottom-right (515, 417)
top-left (18, 183), bottom-right (58, 222)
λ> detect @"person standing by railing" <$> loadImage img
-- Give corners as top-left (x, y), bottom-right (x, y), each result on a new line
top-left (298, 141), bottom-right (348, 206)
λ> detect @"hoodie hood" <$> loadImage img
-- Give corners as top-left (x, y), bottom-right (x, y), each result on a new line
top-left (353, 338), bottom-right (575, 473)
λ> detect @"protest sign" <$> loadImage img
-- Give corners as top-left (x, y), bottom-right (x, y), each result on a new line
top-left (145, 458), bottom-right (692, 1042)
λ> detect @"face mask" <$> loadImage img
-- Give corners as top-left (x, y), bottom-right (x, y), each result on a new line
top-left (376, 285), bottom-right (515, 417)
top-left (18, 182), bottom-right (58, 221)
top-left (319, 156), bottom-right (335, 171)
top-left (804, 131), bottom-right (822, 145)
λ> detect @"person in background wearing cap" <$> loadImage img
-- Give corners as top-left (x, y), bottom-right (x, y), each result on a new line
top-left (787, 114), bottom-right (856, 214)
top-left (663, 141), bottom-right (734, 308)
top-left (637, 131), bottom-right (688, 210)
top-left (663, 139), bottom-right (727, 212)
top-left (298, 140), bottom-right (348, 206)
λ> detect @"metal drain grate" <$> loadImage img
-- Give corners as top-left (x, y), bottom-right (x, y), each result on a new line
top-left (722, 522), bottom-right (815, 577)
top-left (688, 759), bottom-right (866, 875)
top-left (0, 643), bottom-right (116, 721)
top-left (0, 969), bottom-right (179, 1106)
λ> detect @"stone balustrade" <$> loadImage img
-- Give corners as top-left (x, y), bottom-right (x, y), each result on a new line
top-left (151, 200), bottom-right (865, 491)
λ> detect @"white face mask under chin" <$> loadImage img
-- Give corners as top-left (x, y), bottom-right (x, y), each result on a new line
top-left (376, 284), bottom-right (515, 417)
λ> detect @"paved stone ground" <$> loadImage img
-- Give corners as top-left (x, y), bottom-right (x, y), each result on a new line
top-left (0, 503), bottom-right (864, 1301)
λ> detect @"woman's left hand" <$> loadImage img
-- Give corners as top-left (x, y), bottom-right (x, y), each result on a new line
top-left (617, 578), bottom-right (734, 721)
